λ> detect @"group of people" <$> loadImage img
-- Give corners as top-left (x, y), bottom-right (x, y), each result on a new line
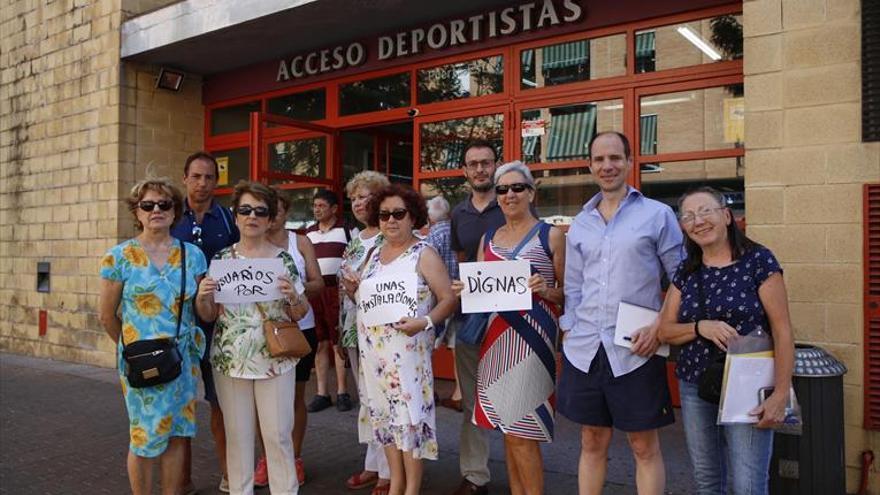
top-left (99, 131), bottom-right (794, 495)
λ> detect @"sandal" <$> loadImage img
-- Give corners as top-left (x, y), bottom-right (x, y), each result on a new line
top-left (346, 471), bottom-right (379, 490)
top-left (371, 482), bottom-right (391, 495)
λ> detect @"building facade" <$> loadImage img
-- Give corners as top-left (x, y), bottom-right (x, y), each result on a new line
top-left (1, 0), bottom-right (878, 489)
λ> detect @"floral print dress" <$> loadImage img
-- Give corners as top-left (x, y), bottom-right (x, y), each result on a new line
top-left (357, 241), bottom-right (438, 460)
top-left (210, 247), bottom-right (303, 379)
top-left (338, 232), bottom-right (384, 349)
top-left (100, 239), bottom-right (207, 458)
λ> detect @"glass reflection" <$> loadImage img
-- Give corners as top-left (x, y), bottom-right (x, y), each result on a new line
top-left (520, 33), bottom-right (626, 90)
top-left (635, 15), bottom-right (742, 74)
top-left (340, 73), bottom-right (410, 116)
top-left (521, 99), bottom-right (623, 164)
top-left (211, 102), bottom-right (259, 135)
top-left (269, 137), bottom-right (326, 177)
top-left (419, 114), bottom-right (504, 172)
top-left (417, 56), bottom-right (503, 104)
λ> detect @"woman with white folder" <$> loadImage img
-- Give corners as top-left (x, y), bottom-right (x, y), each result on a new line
top-left (657, 187), bottom-right (794, 495)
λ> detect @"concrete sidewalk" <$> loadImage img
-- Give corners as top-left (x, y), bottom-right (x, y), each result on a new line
top-left (0, 353), bottom-right (696, 494)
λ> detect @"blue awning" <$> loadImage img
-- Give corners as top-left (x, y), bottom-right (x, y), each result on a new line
top-left (541, 40), bottom-right (589, 70)
top-left (546, 106), bottom-right (596, 161)
top-left (636, 31), bottom-right (655, 58)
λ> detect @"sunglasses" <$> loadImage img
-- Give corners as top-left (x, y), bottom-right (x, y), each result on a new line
top-left (138, 200), bottom-right (174, 212)
top-left (378, 209), bottom-right (408, 222)
top-left (494, 183), bottom-right (533, 195)
top-left (236, 205), bottom-right (270, 218)
top-left (191, 225), bottom-right (203, 247)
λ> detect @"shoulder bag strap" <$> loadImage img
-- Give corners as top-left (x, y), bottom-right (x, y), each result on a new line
top-left (508, 221), bottom-right (546, 260)
top-left (175, 240), bottom-right (186, 340)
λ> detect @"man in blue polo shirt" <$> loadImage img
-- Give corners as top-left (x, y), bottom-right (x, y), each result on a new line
top-left (171, 151), bottom-right (239, 494)
top-left (448, 139), bottom-right (505, 495)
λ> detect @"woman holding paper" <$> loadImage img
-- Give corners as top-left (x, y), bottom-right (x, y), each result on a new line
top-left (452, 161), bottom-right (565, 495)
top-left (342, 184), bottom-right (455, 495)
top-left (657, 187), bottom-right (794, 495)
top-left (196, 181), bottom-right (309, 495)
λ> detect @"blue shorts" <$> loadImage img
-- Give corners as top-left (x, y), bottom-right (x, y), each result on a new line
top-left (558, 345), bottom-right (674, 432)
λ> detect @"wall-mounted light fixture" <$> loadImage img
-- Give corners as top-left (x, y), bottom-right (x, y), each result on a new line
top-left (156, 68), bottom-right (185, 91)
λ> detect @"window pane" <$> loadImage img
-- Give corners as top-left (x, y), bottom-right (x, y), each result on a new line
top-left (635, 15), bottom-right (742, 74)
top-left (419, 114), bottom-right (504, 172)
top-left (419, 177), bottom-right (469, 208)
top-left (339, 73), bottom-right (410, 116)
top-left (520, 33), bottom-right (626, 90)
top-left (639, 156), bottom-right (745, 218)
top-left (211, 101), bottom-right (259, 135)
top-left (267, 89), bottom-right (326, 121)
top-left (417, 56), bottom-right (504, 104)
top-left (275, 187), bottom-right (322, 230)
top-left (268, 137), bottom-right (327, 178)
top-left (521, 98), bottom-right (623, 164)
top-left (639, 84), bottom-right (744, 155)
top-left (534, 167), bottom-right (597, 226)
top-left (213, 147), bottom-right (249, 187)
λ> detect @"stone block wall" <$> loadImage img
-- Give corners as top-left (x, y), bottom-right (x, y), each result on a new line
top-left (743, 0), bottom-right (880, 489)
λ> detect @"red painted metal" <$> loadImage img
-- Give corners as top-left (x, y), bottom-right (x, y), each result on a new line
top-left (39, 310), bottom-right (47, 337)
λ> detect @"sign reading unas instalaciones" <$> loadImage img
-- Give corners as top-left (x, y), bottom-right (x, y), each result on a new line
top-left (276, 0), bottom-right (584, 82)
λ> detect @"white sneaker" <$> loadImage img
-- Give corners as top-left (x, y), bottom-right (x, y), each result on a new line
top-left (219, 476), bottom-right (230, 493)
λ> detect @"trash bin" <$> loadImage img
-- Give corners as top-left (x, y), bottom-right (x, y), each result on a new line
top-left (770, 344), bottom-right (848, 495)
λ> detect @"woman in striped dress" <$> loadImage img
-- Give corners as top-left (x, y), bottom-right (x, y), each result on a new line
top-left (453, 161), bottom-right (565, 495)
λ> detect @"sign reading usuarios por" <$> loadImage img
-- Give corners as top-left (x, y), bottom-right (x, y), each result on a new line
top-left (357, 272), bottom-right (419, 327)
top-left (459, 260), bottom-right (532, 313)
top-left (209, 258), bottom-right (285, 304)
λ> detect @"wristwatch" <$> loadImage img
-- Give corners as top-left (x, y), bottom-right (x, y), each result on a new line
top-left (423, 315), bottom-right (435, 332)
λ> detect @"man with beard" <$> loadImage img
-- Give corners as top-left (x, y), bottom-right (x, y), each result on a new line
top-left (448, 139), bottom-right (504, 495)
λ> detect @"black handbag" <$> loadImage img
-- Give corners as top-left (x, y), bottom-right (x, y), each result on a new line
top-left (695, 271), bottom-right (726, 404)
top-left (122, 240), bottom-right (186, 389)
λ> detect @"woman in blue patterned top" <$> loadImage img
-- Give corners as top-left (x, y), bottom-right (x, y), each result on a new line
top-left (658, 187), bottom-right (794, 495)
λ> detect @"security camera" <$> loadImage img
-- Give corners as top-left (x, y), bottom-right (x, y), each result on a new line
top-left (407, 108), bottom-right (420, 117)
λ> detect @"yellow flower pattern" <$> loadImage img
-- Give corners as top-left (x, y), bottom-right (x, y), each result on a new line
top-left (101, 239), bottom-right (208, 458)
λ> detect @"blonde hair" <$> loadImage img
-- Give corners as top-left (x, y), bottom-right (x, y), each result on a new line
top-left (345, 170), bottom-right (390, 197)
top-left (126, 177), bottom-right (184, 230)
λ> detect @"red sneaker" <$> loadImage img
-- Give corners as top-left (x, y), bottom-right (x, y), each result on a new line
top-left (253, 456), bottom-right (269, 488)
top-left (295, 457), bottom-right (306, 486)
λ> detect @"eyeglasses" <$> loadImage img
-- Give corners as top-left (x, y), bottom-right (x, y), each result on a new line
top-left (236, 205), bottom-right (270, 218)
top-left (494, 183), bottom-right (533, 195)
top-left (679, 207), bottom-right (725, 225)
top-left (464, 159), bottom-right (494, 170)
top-left (191, 225), bottom-right (203, 247)
top-left (138, 200), bottom-right (173, 212)
top-left (378, 209), bottom-right (408, 222)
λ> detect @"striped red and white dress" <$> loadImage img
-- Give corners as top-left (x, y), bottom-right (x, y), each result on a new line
top-left (473, 232), bottom-right (560, 442)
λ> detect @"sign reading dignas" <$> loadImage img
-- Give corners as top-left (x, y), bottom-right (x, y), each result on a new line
top-left (276, 0), bottom-right (584, 82)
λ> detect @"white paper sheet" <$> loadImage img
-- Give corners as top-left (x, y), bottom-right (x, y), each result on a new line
top-left (613, 302), bottom-right (669, 357)
top-left (209, 258), bottom-right (285, 303)
top-left (459, 260), bottom-right (533, 314)
top-left (357, 272), bottom-right (419, 327)
top-left (719, 356), bottom-right (775, 424)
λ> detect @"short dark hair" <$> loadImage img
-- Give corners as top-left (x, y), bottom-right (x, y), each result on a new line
top-left (184, 151), bottom-right (220, 178)
top-left (367, 184), bottom-right (429, 230)
top-left (677, 186), bottom-right (759, 277)
top-left (460, 139), bottom-right (498, 167)
top-left (588, 132), bottom-right (632, 160)
top-left (232, 181), bottom-right (278, 220)
top-left (313, 188), bottom-right (339, 207)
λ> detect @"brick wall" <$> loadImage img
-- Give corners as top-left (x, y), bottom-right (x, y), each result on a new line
top-left (743, 0), bottom-right (880, 489)
top-left (0, 0), bottom-right (203, 368)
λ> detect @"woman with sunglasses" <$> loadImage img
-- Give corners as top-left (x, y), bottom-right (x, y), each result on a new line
top-left (337, 171), bottom-right (392, 494)
top-left (341, 184), bottom-right (456, 495)
top-left (451, 161), bottom-right (565, 495)
top-left (197, 181), bottom-right (309, 495)
top-left (657, 187), bottom-right (794, 494)
top-left (99, 177), bottom-right (208, 495)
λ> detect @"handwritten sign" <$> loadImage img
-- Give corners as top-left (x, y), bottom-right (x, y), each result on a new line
top-left (357, 272), bottom-right (419, 327)
top-left (459, 260), bottom-right (532, 314)
top-left (209, 258), bottom-right (285, 304)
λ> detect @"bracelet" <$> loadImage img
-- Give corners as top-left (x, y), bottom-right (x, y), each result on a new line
top-left (694, 320), bottom-right (702, 338)
top-left (423, 315), bottom-right (435, 332)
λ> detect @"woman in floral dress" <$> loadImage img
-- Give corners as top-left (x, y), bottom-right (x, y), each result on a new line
top-left (341, 184), bottom-right (456, 495)
top-left (197, 181), bottom-right (308, 495)
top-left (99, 177), bottom-right (208, 495)
top-left (337, 171), bottom-right (391, 494)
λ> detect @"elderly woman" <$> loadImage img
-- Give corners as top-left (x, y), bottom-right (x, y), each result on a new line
top-left (99, 177), bottom-right (208, 495)
top-left (425, 195), bottom-right (463, 412)
top-left (341, 184), bottom-right (456, 495)
top-left (197, 181), bottom-right (308, 495)
top-left (658, 187), bottom-right (794, 495)
top-left (337, 171), bottom-right (392, 494)
top-left (452, 161), bottom-right (565, 495)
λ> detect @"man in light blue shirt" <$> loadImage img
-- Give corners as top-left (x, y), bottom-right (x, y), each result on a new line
top-left (558, 132), bottom-right (683, 495)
